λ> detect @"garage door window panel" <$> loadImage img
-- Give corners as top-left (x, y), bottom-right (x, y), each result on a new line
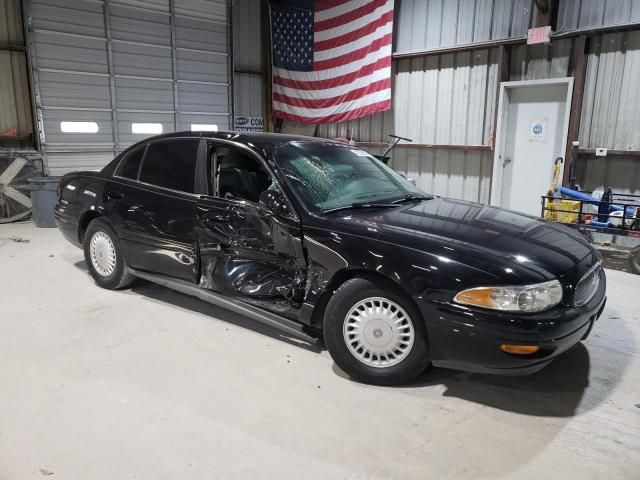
top-left (139, 139), bottom-right (199, 193)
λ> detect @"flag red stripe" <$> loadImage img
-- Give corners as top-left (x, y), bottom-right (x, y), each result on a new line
top-left (315, 0), bottom-right (353, 12)
top-left (315, 10), bottom-right (393, 52)
top-left (273, 99), bottom-right (392, 124)
top-left (313, 33), bottom-right (392, 70)
top-left (315, 0), bottom-right (388, 32)
top-left (273, 79), bottom-right (390, 109)
top-left (273, 56), bottom-right (391, 91)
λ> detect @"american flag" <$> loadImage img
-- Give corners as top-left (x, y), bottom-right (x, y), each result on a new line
top-left (270, 0), bottom-right (394, 124)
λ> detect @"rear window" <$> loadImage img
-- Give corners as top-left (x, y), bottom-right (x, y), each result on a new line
top-left (116, 145), bottom-right (146, 180)
top-left (139, 139), bottom-right (199, 193)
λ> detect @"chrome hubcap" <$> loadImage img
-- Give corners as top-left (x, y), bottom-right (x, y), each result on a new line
top-left (89, 231), bottom-right (116, 277)
top-left (343, 297), bottom-right (415, 368)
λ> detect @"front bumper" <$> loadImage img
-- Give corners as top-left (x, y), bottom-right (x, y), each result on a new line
top-left (421, 274), bottom-right (607, 376)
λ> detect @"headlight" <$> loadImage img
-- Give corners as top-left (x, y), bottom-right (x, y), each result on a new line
top-left (453, 279), bottom-right (563, 313)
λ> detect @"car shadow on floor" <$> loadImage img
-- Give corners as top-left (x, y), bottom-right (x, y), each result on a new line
top-left (410, 344), bottom-right (593, 417)
top-left (73, 259), bottom-right (631, 420)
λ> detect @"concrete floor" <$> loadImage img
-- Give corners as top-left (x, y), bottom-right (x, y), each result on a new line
top-left (1, 222), bottom-right (639, 480)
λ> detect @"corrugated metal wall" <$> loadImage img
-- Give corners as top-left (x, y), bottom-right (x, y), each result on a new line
top-left (580, 30), bottom-right (640, 150)
top-left (27, 0), bottom-right (231, 174)
top-left (0, 0), bottom-right (33, 142)
top-left (233, 0), bottom-right (264, 119)
top-left (395, 0), bottom-right (532, 53)
top-left (509, 38), bottom-right (572, 79)
top-left (557, 0), bottom-right (640, 33)
top-left (574, 29), bottom-right (640, 195)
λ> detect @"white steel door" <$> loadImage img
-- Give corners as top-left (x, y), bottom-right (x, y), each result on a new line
top-left (491, 79), bottom-right (573, 216)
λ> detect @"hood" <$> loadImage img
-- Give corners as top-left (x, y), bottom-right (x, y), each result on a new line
top-left (331, 197), bottom-right (593, 281)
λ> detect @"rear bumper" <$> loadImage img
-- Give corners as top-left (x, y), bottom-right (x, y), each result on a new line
top-left (422, 279), bottom-right (607, 376)
top-left (53, 206), bottom-right (81, 248)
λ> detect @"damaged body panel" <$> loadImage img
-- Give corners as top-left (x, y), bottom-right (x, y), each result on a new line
top-left (195, 195), bottom-right (306, 301)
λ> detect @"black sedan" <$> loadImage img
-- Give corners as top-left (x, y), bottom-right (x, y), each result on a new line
top-left (54, 132), bottom-right (606, 385)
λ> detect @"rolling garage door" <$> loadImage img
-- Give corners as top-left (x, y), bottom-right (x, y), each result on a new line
top-left (26, 0), bottom-right (231, 174)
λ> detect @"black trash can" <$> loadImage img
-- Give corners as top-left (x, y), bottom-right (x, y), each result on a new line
top-left (28, 176), bottom-right (61, 228)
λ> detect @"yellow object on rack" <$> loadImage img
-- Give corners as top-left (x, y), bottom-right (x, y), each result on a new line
top-left (544, 199), bottom-right (581, 223)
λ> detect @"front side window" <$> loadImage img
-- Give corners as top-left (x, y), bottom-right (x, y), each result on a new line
top-left (139, 139), bottom-right (199, 193)
top-left (212, 146), bottom-right (272, 203)
top-left (273, 142), bottom-right (423, 213)
top-left (115, 145), bottom-right (145, 180)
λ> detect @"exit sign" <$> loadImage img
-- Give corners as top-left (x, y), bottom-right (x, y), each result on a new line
top-left (527, 26), bottom-right (551, 44)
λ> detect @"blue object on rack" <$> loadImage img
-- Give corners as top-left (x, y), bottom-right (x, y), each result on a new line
top-left (558, 186), bottom-right (635, 216)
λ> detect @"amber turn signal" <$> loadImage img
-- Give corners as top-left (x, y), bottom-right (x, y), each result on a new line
top-left (500, 344), bottom-right (540, 355)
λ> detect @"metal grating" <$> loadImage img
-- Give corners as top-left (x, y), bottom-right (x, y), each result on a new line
top-left (574, 263), bottom-right (602, 307)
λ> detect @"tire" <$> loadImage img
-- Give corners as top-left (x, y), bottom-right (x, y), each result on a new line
top-left (629, 247), bottom-right (640, 275)
top-left (323, 277), bottom-right (430, 386)
top-left (83, 218), bottom-right (135, 289)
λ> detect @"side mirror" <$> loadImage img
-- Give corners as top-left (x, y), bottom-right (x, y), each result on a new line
top-left (259, 189), bottom-right (288, 215)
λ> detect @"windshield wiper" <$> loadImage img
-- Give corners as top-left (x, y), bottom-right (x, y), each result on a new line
top-left (323, 202), bottom-right (398, 214)
top-left (391, 193), bottom-right (434, 204)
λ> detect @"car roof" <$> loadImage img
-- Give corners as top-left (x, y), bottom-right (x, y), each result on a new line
top-left (143, 131), bottom-right (340, 149)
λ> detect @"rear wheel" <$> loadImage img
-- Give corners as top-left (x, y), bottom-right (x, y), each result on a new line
top-left (323, 277), bottom-right (430, 385)
top-left (83, 218), bottom-right (135, 289)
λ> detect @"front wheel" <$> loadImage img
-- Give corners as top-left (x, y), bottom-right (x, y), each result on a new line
top-left (83, 218), bottom-right (135, 289)
top-left (323, 277), bottom-right (430, 386)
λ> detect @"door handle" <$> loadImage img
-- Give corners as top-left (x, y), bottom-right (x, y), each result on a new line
top-left (503, 157), bottom-right (512, 168)
top-left (107, 190), bottom-right (124, 200)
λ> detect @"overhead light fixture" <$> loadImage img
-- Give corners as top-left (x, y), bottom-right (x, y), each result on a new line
top-left (131, 123), bottom-right (163, 134)
top-left (60, 121), bottom-right (99, 133)
top-left (191, 124), bottom-right (218, 132)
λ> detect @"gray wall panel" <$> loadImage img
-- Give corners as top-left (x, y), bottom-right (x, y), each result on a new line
top-left (112, 42), bottom-right (172, 78)
top-left (580, 31), bottom-right (640, 151)
top-left (33, 31), bottom-right (108, 73)
top-left (47, 152), bottom-right (115, 175)
top-left (576, 155), bottom-right (640, 195)
top-left (110, 4), bottom-right (171, 45)
top-left (111, 0), bottom-right (169, 12)
top-left (174, 0), bottom-right (226, 22)
top-left (557, 0), bottom-right (640, 32)
top-left (38, 71), bottom-right (111, 109)
top-left (509, 39), bottom-right (572, 80)
top-left (388, 148), bottom-right (492, 203)
top-left (31, 0), bottom-right (105, 37)
top-left (175, 16), bottom-right (227, 52)
top-left (233, 74), bottom-right (263, 118)
top-left (115, 78), bottom-right (174, 111)
top-left (396, 0), bottom-right (532, 53)
top-left (178, 82), bottom-right (228, 112)
top-left (176, 49), bottom-right (228, 82)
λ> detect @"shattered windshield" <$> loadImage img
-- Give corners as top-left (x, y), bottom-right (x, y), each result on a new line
top-left (273, 141), bottom-right (424, 213)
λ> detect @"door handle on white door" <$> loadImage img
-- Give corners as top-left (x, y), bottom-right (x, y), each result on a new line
top-left (503, 157), bottom-right (512, 168)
